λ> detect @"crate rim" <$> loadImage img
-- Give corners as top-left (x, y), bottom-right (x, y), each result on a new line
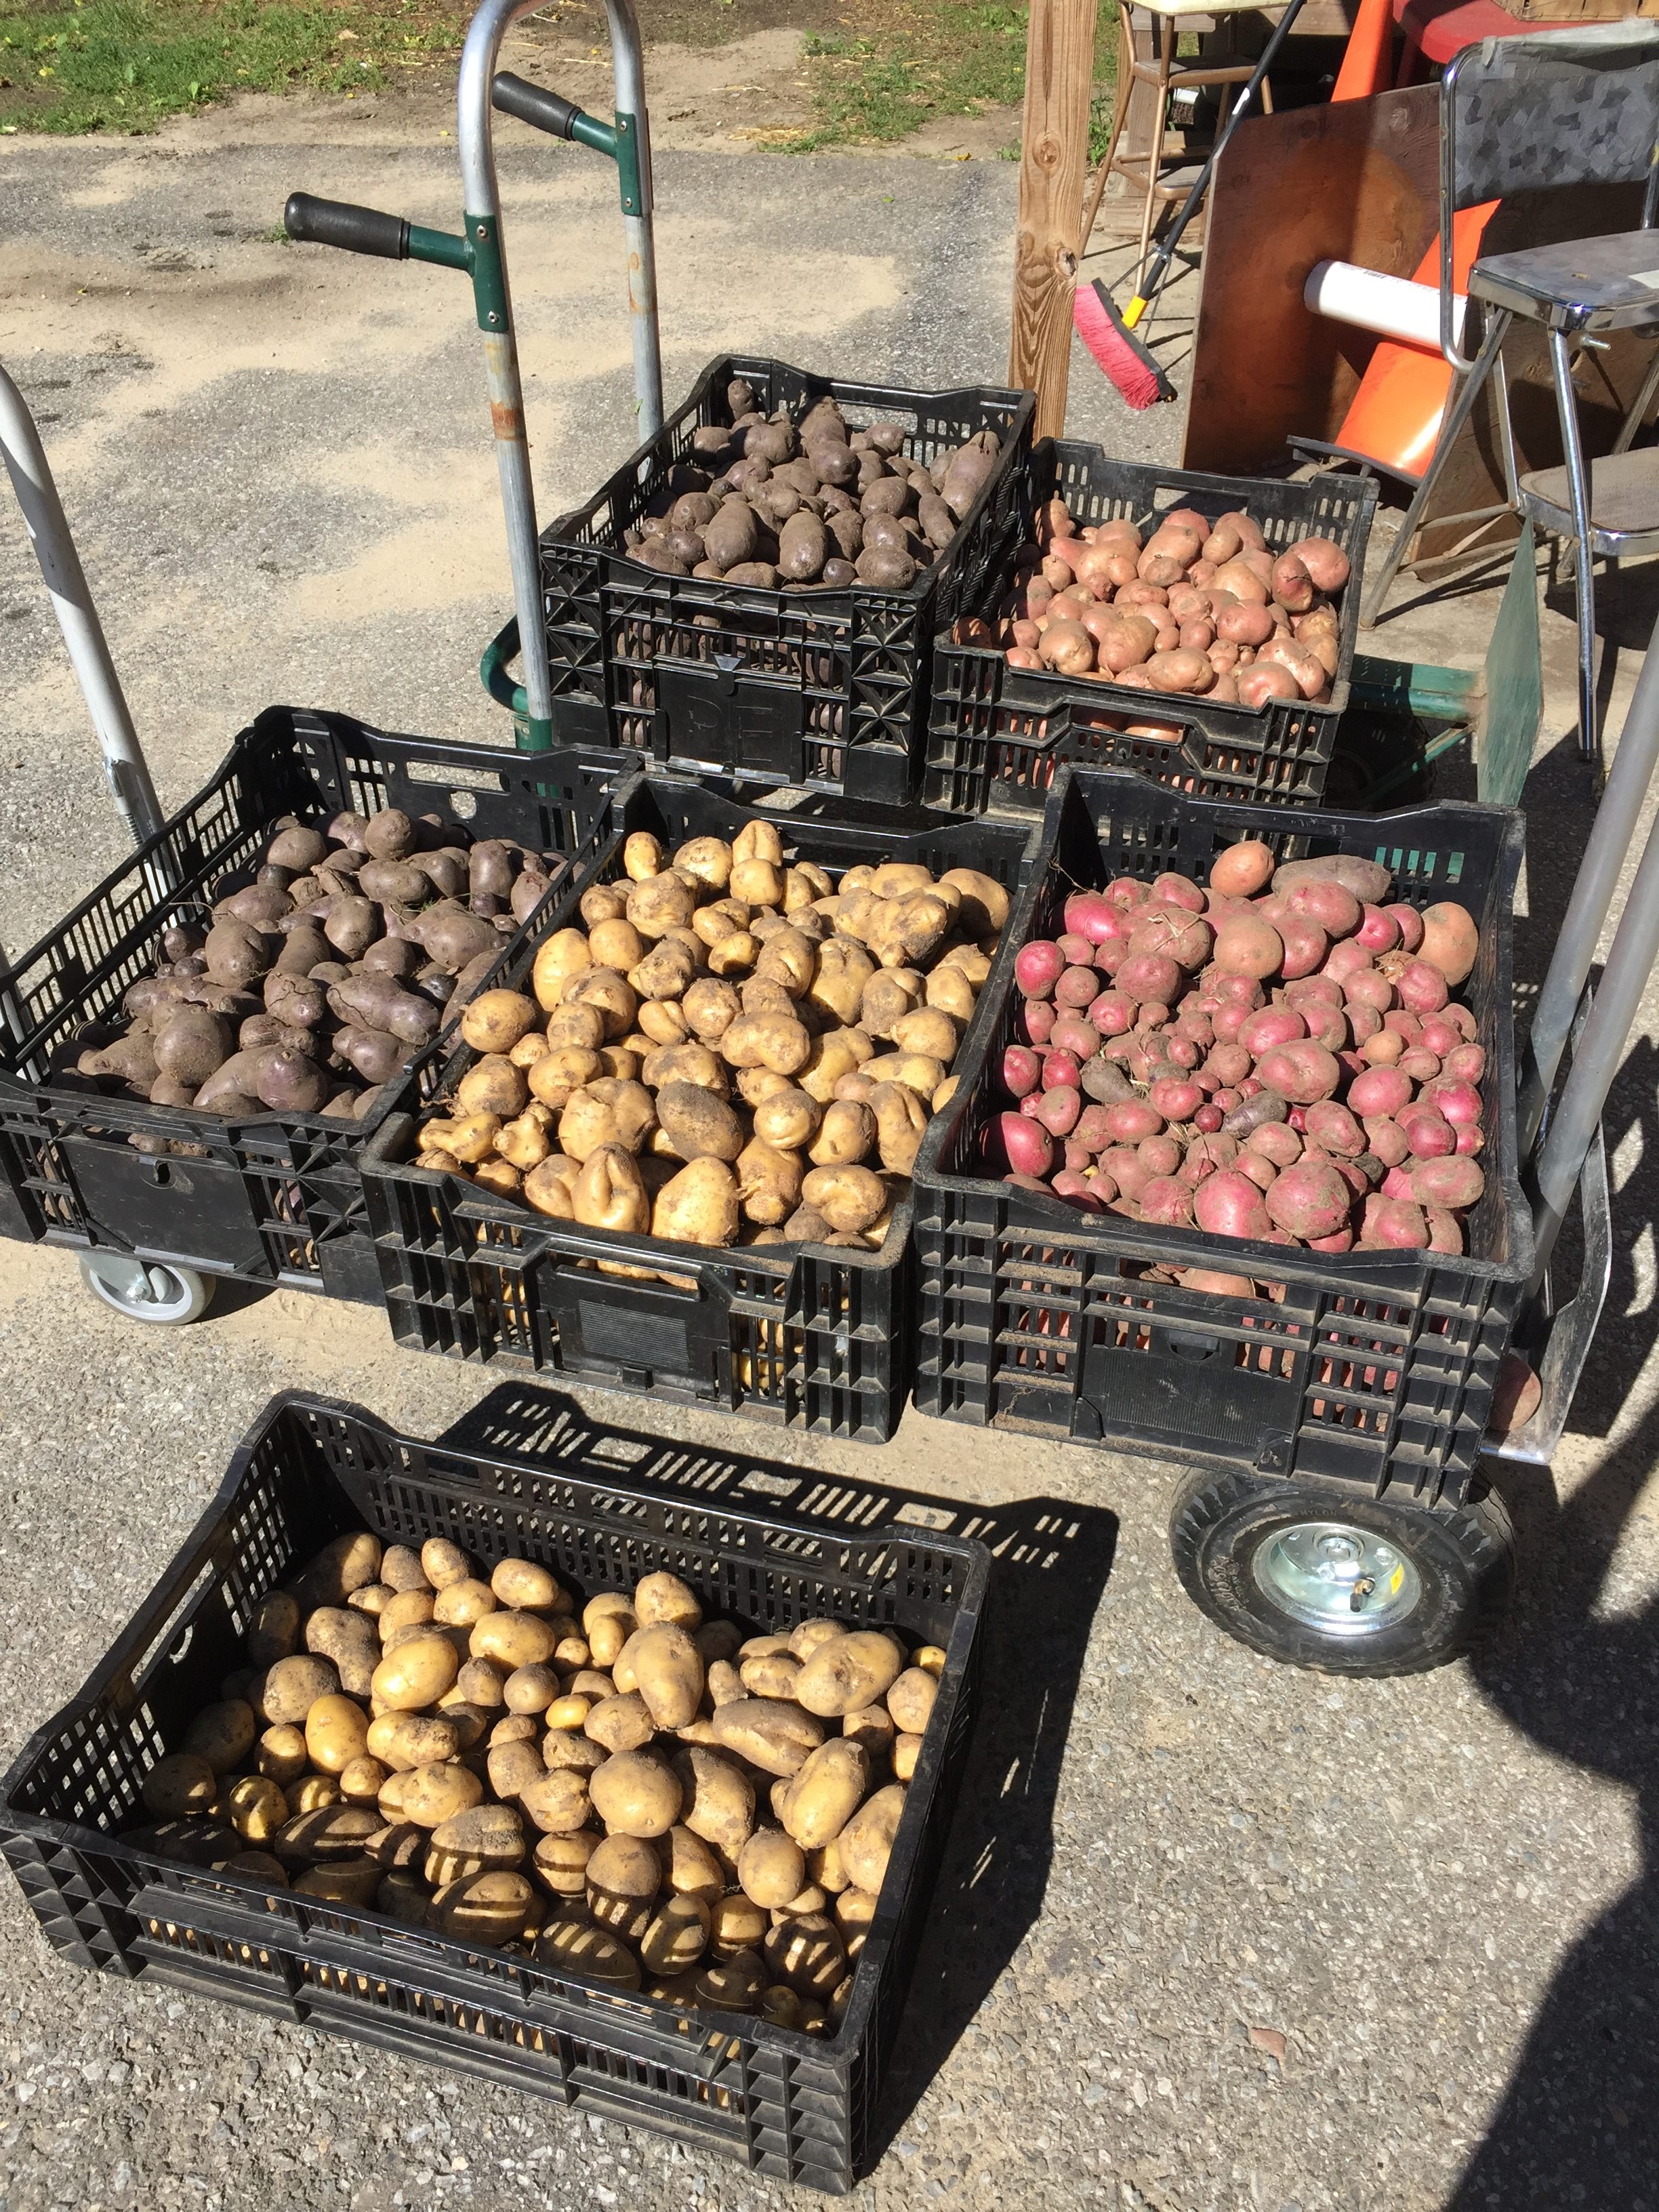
top-left (912, 762), bottom-right (1534, 1296)
top-left (0, 1385), bottom-right (991, 2076)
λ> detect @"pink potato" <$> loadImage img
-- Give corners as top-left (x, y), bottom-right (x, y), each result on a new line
top-left (1398, 1108), bottom-right (1456, 1160)
top-left (1359, 1195), bottom-right (1429, 1249)
top-left (1397, 1048), bottom-right (1442, 1084)
top-left (1417, 1014), bottom-right (1460, 1057)
top-left (1349, 1065), bottom-right (1412, 1119)
top-left (1213, 916), bottom-right (1284, 980)
top-left (1286, 535), bottom-right (1351, 594)
top-left (1194, 1170), bottom-right (1273, 1240)
top-left (1236, 1151), bottom-right (1278, 1192)
top-left (1055, 964), bottom-right (1103, 1009)
top-left (1212, 557), bottom-right (1271, 607)
top-left (1023, 998), bottom-right (1056, 1046)
top-left (1049, 1015), bottom-right (1102, 1060)
top-left (1015, 941), bottom-right (1065, 998)
top-left (998, 1113), bottom-right (1054, 1179)
top-left (1345, 968), bottom-right (1394, 1015)
top-left (1322, 939), bottom-right (1375, 986)
top-left (1254, 1042), bottom-right (1341, 1104)
top-left (1380, 1166), bottom-right (1415, 1200)
top-left (1307, 1227), bottom-right (1355, 1252)
top-left (1005, 648), bottom-right (1044, 670)
top-left (1361, 1116), bottom-right (1410, 1167)
top-left (1286, 878), bottom-right (1362, 939)
top-left (1181, 1132), bottom-right (1238, 1183)
top-left (1271, 552), bottom-right (1317, 613)
top-left (1129, 909), bottom-right (1213, 970)
top-left (1042, 1050), bottom-right (1083, 1092)
top-left (1141, 1175), bottom-right (1195, 1226)
top-left (1427, 1079), bottom-right (1482, 1128)
top-left (1088, 991), bottom-right (1135, 1037)
top-left (1055, 932), bottom-right (1094, 966)
top-left (1204, 1042), bottom-right (1252, 1087)
top-left (1247, 1122), bottom-right (1303, 1168)
top-left (1408, 1155), bottom-right (1485, 1210)
top-left (1265, 1160), bottom-right (1351, 1242)
top-left (1138, 1133), bottom-right (1183, 1177)
top-left (1152, 872), bottom-right (1206, 914)
top-left (1072, 1104), bottom-right (1115, 1153)
top-left (1284, 972), bottom-right (1343, 1008)
top-left (1003, 1046), bottom-right (1041, 1098)
top-left (1444, 1043), bottom-right (1486, 1084)
top-left (1050, 1170), bottom-right (1105, 1210)
top-left (1149, 1076), bottom-right (1203, 1122)
top-left (1394, 959), bottom-right (1450, 1014)
top-left (1487, 1351), bottom-right (1542, 1437)
top-left (1177, 1265), bottom-right (1258, 1296)
top-left (1355, 904), bottom-right (1400, 953)
top-left (1345, 1001), bottom-right (1382, 1046)
top-left (1276, 915), bottom-right (1328, 980)
top-left (1422, 1206), bottom-right (1461, 1253)
top-left (1063, 890), bottom-right (1122, 945)
top-left (1100, 1145), bottom-right (1151, 1200)
top-left (1385, 903), bottom-right (1425, 954)
top-left (1304, 1100), bottom-right (1366, 1158)
top-left (1419, 901), bottom-right (1479, 987)
top-left (1103, 1099), bottom-right (1165, 1145)
top-left (1237, 665), bottom-right (1300, 709)
top-left (1240, 1007), bottom-right (1307, 1056)
top-left (1209, 839), bottom-right (1276, 897)
top-left (1118, 951), bottom-right (1182, 1006)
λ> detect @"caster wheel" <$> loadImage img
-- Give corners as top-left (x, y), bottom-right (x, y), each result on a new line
top-left (1168, 1467), bottom-right (1515, 1677)
top-left (79, 1253), bottom-right (214, 1326)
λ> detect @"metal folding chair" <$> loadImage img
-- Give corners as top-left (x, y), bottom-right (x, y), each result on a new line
top-left (1359, 24), bottom-right (1659, 765)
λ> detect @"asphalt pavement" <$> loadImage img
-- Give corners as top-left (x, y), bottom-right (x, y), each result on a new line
top-left (2, 98), bottom-right (1658, 2212)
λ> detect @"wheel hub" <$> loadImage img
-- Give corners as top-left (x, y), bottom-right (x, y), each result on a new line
top-left (1252, 1519), bottom-right (1422, 1637)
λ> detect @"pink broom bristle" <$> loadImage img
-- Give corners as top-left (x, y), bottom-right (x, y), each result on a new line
top-left (1073, 282), bottom-right (1172, 411)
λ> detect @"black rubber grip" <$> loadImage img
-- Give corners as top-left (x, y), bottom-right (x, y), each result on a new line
top-left (492, 72), bottom-right (584, 140)
top-left (283, 192), bottom-right (409, 260)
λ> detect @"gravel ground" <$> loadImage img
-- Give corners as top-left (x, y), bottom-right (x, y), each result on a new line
top-left (2, 100), bottom-right (1658, 2212)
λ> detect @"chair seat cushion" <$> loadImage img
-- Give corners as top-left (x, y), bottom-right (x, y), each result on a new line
top-left (1519, 447), bottom-right (1659, 542)
top-left (1471, 232), bottom-right (1659, 331)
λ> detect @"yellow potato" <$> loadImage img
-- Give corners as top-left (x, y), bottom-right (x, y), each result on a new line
top-left (255, 1655), bottom-right (341, 1727)
top-left (710, 1698), bottom-right (825, 1778)
top-left (837, 1782), bottom-right (906, 1897)
top-left (740, 1651), bottom-right (802, 1700)
top-left (182, 1699), bottom-right (257, 1776)
top-left (377, 1588), bottom-right (436, 1641)
top-left (867, 1082), bottom-right (930, 1175)
top-left (487, 1736), bottom-right (549, 1801)
top-left (289, 1774), bottom-right (342, 1814)
top-left (739, 1829), bottom-right (807, 1909)
top-left (639, 1893), bottom-right (712, 1975)
top-left (585, 1691), bottom-right (657, 1753)
top-left (337, 1755), bottom-right (389, 1805)
top-left (531, 928), bottom-right (592, 1013)
top-left (518, 1767), bottom-right (594, 1836)
top-left (398, 1760), bottom-right (484, 1829)
top-left (781, 1738), bottom-right (869, 1849)
top-left (436, 1868), bottom-right (535, 1944)
top-left (224, 1775), bottom-right (288, 1843)
top-left (470, 1611), bottom-right (559, 1672)
top-left (274, 1803), bottom-right (383, 1866)
top-left (533, 1829), bottom-right (598, 1896)
top-left (799, 1166), bottom-right (888, 1236)
top-left (501, 1663), bottom-right (560, 1716)
top-left (305, 1694), bottom-right (371, 1776)
top-left (589, 1750), bottom-right (681, 1839)
top-left (793, 1630), bottom-right (904, 1717)
top-left (807, 1100), bottom-right (875, 1168)
top-left (651, 1157), bottom-right (741, 1246)
top-left (886, 1667), bottom-right (938, 1736)
top-left (432, 1578), bottom-right (497, 1628)
top-left (247, 1591), bottom-right (301, 1667)
top-left (535, 1919), bottom-right (642, 1988)
top-left (366, 1711), bottom-right (461, 1771)
top-left (371, 1636), bottom-right (459, 1713)
top-left (294, 1531), bottom-right (384, 1611)
top-left (461, 989), bottom-right (541, 1057)
top-left (256, 1723), bottom-right (309, 1785)
top-left (834, 1883), bottom-right (878, 1957)
top-left (668, 1745), bottom-right (755, 1858)
top-left (842, 1705), bottom-right (896, 1759)
top-left (695, 1951), bottom-right (767, 2013)
top-left (762, 1911), bottom-right (847, 1999)
top-left (490, 1557), bottom-right (562, 1612)
top-left (420, 1801), bottom-right (527, 1889)
top-left (293, 1858), bottom-right (380, 1908)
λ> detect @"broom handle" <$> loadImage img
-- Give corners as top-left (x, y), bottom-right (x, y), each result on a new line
top-left (1124, 0), bottom-right (1308, 328)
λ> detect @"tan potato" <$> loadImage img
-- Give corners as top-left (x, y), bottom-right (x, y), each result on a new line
top-left (588, 916), bottom-right (647, 973)
top-left (634, 1572), bottom-right (702, 1631)
top-left (218, 1775), bottom-right (287, 1843)
top-left (659, 1824), bottom-right (724, 1908)
top-left (487, 1735), bottom-right (549, 1801)
top-left (508, 1032), bottom-right (552, 1071)
top-left (535, 1919), bottom-right (642, 1988)
top-left (366, 1712), bottom-right (461, 1771)
top-left (638, 1000), bottom-right (692, 1048)
top-left (630, 1623), bottom-right (705, 1729)
top-left (711, 1891), bottom-right (769, 1959)
top-left (623, 831), bottom-right (665, 880)
top-left (807, 1836), bottom-right (850, 1896)
top-left (223, 1849), bottom-right (289, 1888)
top-left (755, 925), bottom-right (817, 998)
top-left (490, 1557), bottom-right (562, 1612)
top-left (583, 1595), bottom-right (637, 1668)
top-left (842, 1705), bottom-right (895, 1759)
top-left (670, 1745), bottom-right (756, 1858)
top-left (432, 1578), bottom-right (497, 1628)
top-left (293, 1859), bottom-right (381, 1908)
top-left (695, 1951), bottom-right (767, 2013)
top-left (399, 1760), bottom-right (485, 1829)
top-left (588, 1830), bottom-right (661, 1906)
top-left (501, 1663), bottom-right (561, 1716)
top-left (735, 1066), bottom-right (796, 1109)
top-left (860, 1052), bottom-right (945, 1099)
top-left (807, 1099), bottom-right (875, 1168)
top-left (781, 1738), bottom-right (869, 1849)
top-left (860, 968), bottom-right (926, 1041)
top-left (651, 1157), bottom-right (741, 1246)
top-left (182, 1699), bottom-right (257, 1776)
top-left (380, 1545), bottom-right (431, 1595)
top-left (925, 964), bottom-right (976, 1023)
top-left (731, 859), bottom-right (784, 908)
top-left (762, 1911), bottom-right (846, 1999)
top-left (337, 1755), bottom-right (390, 1805)
top-left (305, 1694), bottom-right (371, 1776)
top-left (711, 1698), bottom-right (825, 1778)
top-left (674, 835), bottom-right (733, 891)
top-left (807, 940), bottom-right (877, 1027)
top-left (289, 1775), bottom-right (342, 1814)
top-left (275, 1803), bottom-right (383, 1866)
top-left (794, 1629), bottom-right (903, 1717)
top-left (371, 1635), bottom-right (459, 1713)
top-left (720, 1012), bottom-right (812, 1078)
top-left (788, 1619), bottom-right (846, 1660)
top-left (527, 1045), bottom-right (604, 1113)
top-left (453, 1657), bottom-right (508, 1709)
top-left (546, 1692), bottom-right (592, 1732)
top-left (750, 1088), bottom-right (820, 1151)
top-left (798, 1029), bottom-right (874, 1104)
top-left (425, 1801), bottom-right (527, 1886)
top-left (377, 1587), bottom-right (436, 1641)
top-left (256, 1723), bottom-right (309, 1786)
top-left (562, 966), bottom-right (638, 1042)
top-left (436, 1701), bottom-right (493, 1753)
top-left (706, 931), bottom-right (760, 978)
top-left (799, 1165), bottom-right (888, 1234)
top-left (834, 1884), bottom-right (878, 1957)
top-left (867, 1082), bottom-right (929, 1176)
top-left (518, 1767), bottom-right (594, 1836)
top-left (866, 893), bottom-right (951, 970)
top-left (640, 1039), bottom-right (726, 1094)
top-left (937, 867), bottom-right (1010, 936)
top-left (531, 928), bottom-right (592, 1012)
top-left (890, 1006), bottom-right (959, 1063)
top-left (255, 1655), bottom-right (340, 1727)
top-left (626, 873), bottom-right (696, 941)
top-left (585, 1691), bottom-right (657, 1753)
top-left (533, 1829), bottom-right (598, 1896)
top-left (893, 1734), bottom-right (920, 1780)
top-left (542, 1727), bottom-right (606, 1775)
top-left (886, 1667), bottom-right (938, 1734)
top-left (293, 1532), bottom-right (384, 1611)
top-left (420, 1540), bottom-right (472, 1589)
top-left (639, 1893), bottom-right (712, 1975)
top-left (470, 1611), bottom-right (559, 1671)
top-left (655, 1082), bottom-right (745, 1164)
top-left (739, 1829), bottom-right (807, 1909)
top-left (590, 1750), bottom-right (681, 1838)
top-left (628, 941), bottom-right (699, 1002)
top-left (735, 1139), bottom-right (804, 1227)
top-left (461, 990), bottom-right (541, 1056)
top-left (523, 1157), bottom-right (578, 1218)
top-left (837, 1782), bottom-right (906, 1896)
top-left (247, 1591), bottom-right (302, 1667)
top-left (436, 1868), bottom-right (535, 1944)
top-left (740, 1651), bottom-right (803, 1700)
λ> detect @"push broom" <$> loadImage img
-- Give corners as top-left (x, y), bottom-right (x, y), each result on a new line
top-left (1075, 0), bottom-right (1309, 409)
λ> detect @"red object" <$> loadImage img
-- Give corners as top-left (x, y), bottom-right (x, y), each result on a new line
top-left (1391, 0), bottom-right (1579, 68)
top-left (1073, 281), bottom-right (1172, 413)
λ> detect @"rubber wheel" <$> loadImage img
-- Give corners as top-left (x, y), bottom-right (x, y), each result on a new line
top-left (79, 1254), bottom-right (214, 1326)
top-left (1167, 1467), bottom-right (1515, 1677)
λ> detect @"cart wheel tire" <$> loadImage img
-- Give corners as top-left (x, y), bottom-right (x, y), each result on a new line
top-left (78, 1254), bottom-right (214, 1326)
top-left (1167, 1468), bottom-right (1515, 1677)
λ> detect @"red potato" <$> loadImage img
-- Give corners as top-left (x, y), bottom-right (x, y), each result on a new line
top-left (1088, 991), bottom-right (1135, 1037)
top-left (1141, 1176), bottom-right (1195, 1226)
top-left (1072, 1104), bottom-right (1115, 1152)
top-left (1194, 1170), bottom-right (1272, 1240)
top-left (1006, 647), bottom-right (1044, 670)
top-left (1349, 1065), bottom-right (1412, 1119)
top-left (1408, 1154), bottom-right (1485, 1209)
top-left (1271, 552), bottom-right (1317, 613)
top-left (1488, 1352), bottom-right (1542, 1437)
top-left (1345, 968), bottom-right (1393, 1016)
top-left (1211, 558), bottom-right (1270, 607)
top-left (1286, 878), bottom-right (1362, 939)
top-left (1426, 1078), bottom-right (1482, 1128)
top-left (1050, 1015), bottom-right (1102, 1060)
top-left (1118, 952), bottom-right (1182, 1005)
top-left (1417, 1015), bottom-right (1460, 1057)
top-left (1237, 665), bottom-right (1299, 709)
top-left (1152, 872), bottom-right (1206, 915)
top-left (1003, 1046), bottom-right (1042, 1097)
top-left (1284, 972), bottom-right (1343, 1008)
top-left (1286, 535), bottom-right (1351, 594)
top-left (1050, 1170), bottom-right (1103, 1208)
top-left (1042, 1050), bottom-right (1083, 1091)
top-left (1138, 1133), bottom-right (1183, 1177)
top-left (1023, 998), bottom-right (1056, 1044)
top-left (1239, 1007), bottom-right (1307, 1055)
top-left (1015, 941), bottom-right (1065, 998)
top-left (1445, 1042), bottom-right (1486, 1084)
top-left (1277, 915), bottom-right (1328, 981)
top-left (1038, 620), bottom-right (1094, 675)
top-left (1256, 636), bottom-right (1328, 701)
top-left (1063, 890), bottom-right (1124, 944)
top-left (998, 1113), bottom-right (1054, 1178)
top-left (1055, 965), bottom-right (1102, 1009)
top-left (1385, 903), bottom-right (1425, 953)
top-left (1106, 875), bottom-right (1153, 912)
top-left (1345, 1002), bottom-right (1382, 1046)
top-left (1399, 1107), bottom-right (1456, 1159)
top-left (1149, 1076), bottom-right (1202, 1122)
top-left (1304, 1100), bottom-right (1365, 1158)
top-left (1100, 1145), bottom-right (1151, 1200)
top-left (1055, 931), bottom-right (1094, 965)
top-left (1323, 939), bottom-right (1375, 986)
top-left (1204, 1043), bottom-right (1252, 1086)
top-left (1359, 1195), bottom-right (1429, 1249)
top-left (1247, 1122), bottom-right (1303, 1168)
top-left (1265, 1160), bottom-right (1351, 1241)
top-left (1393, 959), bottom-right (1450, 1014)
top-left (1034, 1086), bottom-right (1082, 1136)
top-left (1103, 1099), bottom-right (1165, 1144)
top-left (1362, 1116), bottom-right (1410, 1166)
top-left (1255, 1042), bottom-right (1341, 1103)
top-left (1237, 1151), bottom-right (1277, 1193)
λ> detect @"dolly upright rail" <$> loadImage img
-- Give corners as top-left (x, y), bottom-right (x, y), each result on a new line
top-left (283, 0), bottom-right (663, 752)
top-left (0, 362), bottom-right (163, 851)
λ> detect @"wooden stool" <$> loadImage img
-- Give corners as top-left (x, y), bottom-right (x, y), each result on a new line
top-left (1086, 0), bottom-right (1275, 278)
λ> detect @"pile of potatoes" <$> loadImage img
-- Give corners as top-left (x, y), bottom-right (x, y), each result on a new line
top-left (957, 493), bottom-right (1351, 708)
top-left (617, 373), bottom-right (1006, 594)
top-left (413, 821), bottom-right (1009, 1252)
top-left (62, 803), bottom-right (565, 1127)
top-left (134, 1528), bottom-right (943, 2032)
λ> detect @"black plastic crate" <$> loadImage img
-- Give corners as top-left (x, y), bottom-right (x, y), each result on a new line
top-left (923, 443), bottom-right (1379, 817)
top-left (911, 769), bottom-right (1530, 1509)
top-left (0, 710), bottom-right (635, 1301)
top-left (538, 355), bottom-right (1036, 806)
top-left (362, 773), bottom-right (1045, 1439)
top-left (0, 1389), bottom-right (987, 2194)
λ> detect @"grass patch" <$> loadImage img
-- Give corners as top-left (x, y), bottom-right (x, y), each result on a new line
top-left (0, 0), bottom-right (462, 136)
top-left (777, 0), bottom-right (1030, 151)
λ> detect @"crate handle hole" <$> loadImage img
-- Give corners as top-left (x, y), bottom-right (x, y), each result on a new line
top-left (1166, 1332), bottom-right (1221, 1360)
top-left (146, 1160), bottom-right (172, 1187)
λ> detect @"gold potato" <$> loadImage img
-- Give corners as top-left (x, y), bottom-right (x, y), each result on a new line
top-left (886, 1666), bottom-right (938, 1734)
top-left (635, 1572), bottom-right (702, 1630)
top-left (305, 1694), bottom-right (371, 1776)
top-left (585, 1690), bottom-right (657, 1753)
top-left (182, 1700), bottom-right (257, 1776)
top-left (536, 1920), bottom-right (642, 1988)
top-left (630, 1622), bottom-right (705, 1729)
top-left (837, 1782), bottom-right (906, 1897)
top-left (762, 1911), bottom-right (846, 1999)
top-left (255, 1655), bottom-right (341, 1727)
top-left (371, 1635), bottom-right (459, 1713)
top-left (461, 990), bottom-right (540, 1056)
top-left (781, 1738), bottom-right (869, 1849)
top-left (491, 1557), bottom-right (562, 1612)
top-left (533, 1829), bottom-right (598, 1896)
top-left (711, 1698), bottom-right (825, 1778)
top-left (366, 1711), bottom-right (460, 1771)
top-left (247, 1591), bottom-right (301, 1667)
top-left (470, 1611), bottom-right (559, 1672)
top-left (518, 1767), bottom-right (594, 1836)
top-left (400, 1760), bottom-right (485, 1829)
top-left (639, 1893), bottom-right (712, 1975)
top-left (651, 1157), bottom-right (740, 1246)
top-left (142, 1753), bottom-right (218, 1821)
top-left (590, 1750), bottom-right (682, 1838)
top-left (807, 1100), bottom-right (875, 1168)
top-left (257, 1723), bottom-right (309, 1785)
top-left (711, 1892), bottom-right (769, 1959)
top-left (531, 928), bottom-right (592, 1012)
top-left (670, 1746), bottom-right (756, 1859)
top-left (739, 1829), bottom-right (807, 1909)
top-left (377, 1588), bottom-right (436, 1640)
top-left (794, 1629), bottom-right (904, 1717)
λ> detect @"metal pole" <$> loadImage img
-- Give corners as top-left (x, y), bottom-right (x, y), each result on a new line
top-left (458, 0), bottom-right (557, 749)
top-left (0, 362), bottom-right (165, 848)
top-left (1529, 791), bottom-right (1659, 1293)
top-left (1517, 600), bottom-right (1659, 1157)
top-left (603, 0), bottom-right (663, 439)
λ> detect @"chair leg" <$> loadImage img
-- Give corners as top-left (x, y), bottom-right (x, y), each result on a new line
top-left (1079, 5), bottom-right (1136, 259)
top-left (1136, 16), bottom-right (1172, 283)
top-left (1359, 309), bottom-right (1510, 628)
top-left (1549, 325), bottom-right (1600, 766)
top-left (1612, 340), bottom-right (1659, 459)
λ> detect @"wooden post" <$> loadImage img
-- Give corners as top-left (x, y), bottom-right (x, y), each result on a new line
top-left (1010, 0), bottom-right (1100, 440)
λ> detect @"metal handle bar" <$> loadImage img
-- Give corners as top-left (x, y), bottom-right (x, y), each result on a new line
top-left (0, 361), bottom-right (164, 848)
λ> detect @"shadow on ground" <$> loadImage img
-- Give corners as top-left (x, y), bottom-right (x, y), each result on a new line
top-left (1452, 1403), bottom-right (1659, 2209)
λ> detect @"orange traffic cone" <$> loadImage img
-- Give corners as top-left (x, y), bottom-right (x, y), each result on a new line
top-left (1332, 202), bottom-right (1500, 478)
top-left (1332, 0), bottom-right (1394, 101)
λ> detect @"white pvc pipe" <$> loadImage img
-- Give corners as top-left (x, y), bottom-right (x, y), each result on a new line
top-left (1304, 260), bottom-right (1469, 354)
